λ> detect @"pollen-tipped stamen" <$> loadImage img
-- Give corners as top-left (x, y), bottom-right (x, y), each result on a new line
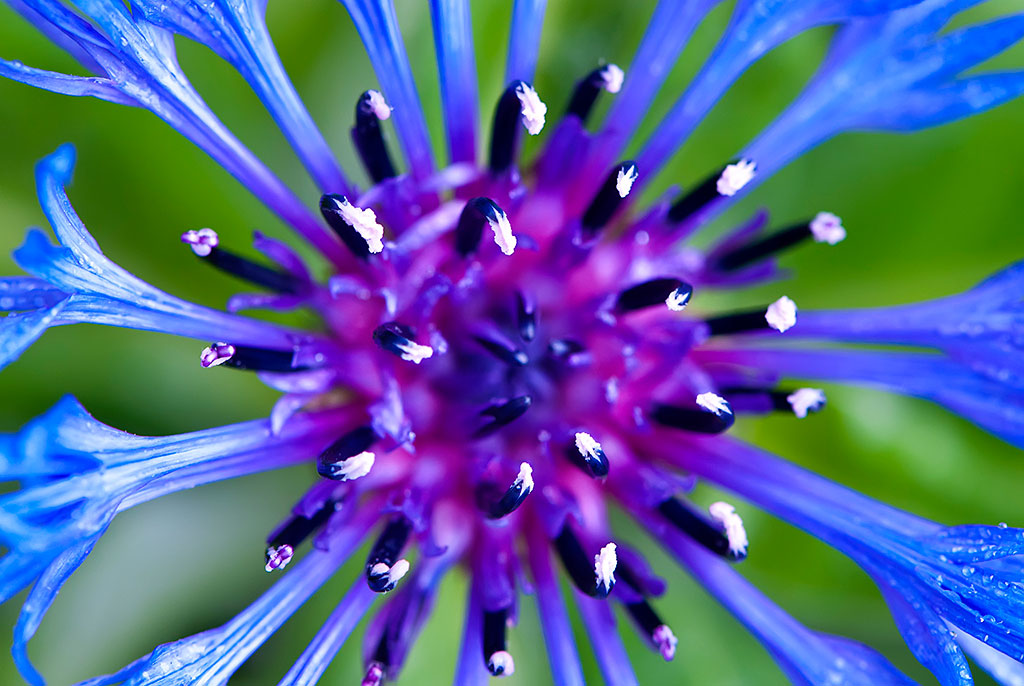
top-left (615, 277), bottom-right (692, 314)
top-left (656, 496), bottom-right (745, 560)
top-left (317, 425), bottom-right (379, 480)
top-left (623, 600), bottom-right (677, 661)
top-left (489, 80), bottom-right (546, 173)
top-left (455, 197), bottom-right (515, 256)
top-left (483, 608), bottom-right (515, 677)
top-left (565, 64), bottom-right (624, 124)
top-left (475, 396), bottom-right (533, 438)
top-left (361, 661), bottom-right (385, 686)
top-left (319, 194), bottom-right (386, 258)
top-left (373, 322), bottom-right (434, 364)
top-left (571, 431), bottom-right (610, 478)
top-left (581, 161), bottom-right (638, 237)
top-left (713, 212), bottom-right (846, 271)
top-left (478, 462), bottom-right (534, 519)
top-left (366, 517), bottom-right (413, 593)
top-left (474, 333), bottom-right (528, 367)
top-left (667, 159), bottom-right (756, 224)
top-left (265, 500), bottom-right (337, 572)
top-left (650, 393), bottom-right (735, 434)
top-left (718, 386), bottom-right (827, 418)
top-left (182, 229), bottom-right (301, 294)
top-left (200, 342), bottom-right (302, 372)
top-left (553, 525), bottom-right (616, 598)
top-left (705, 295), bottom-right (797, 335)
top-left (352, 90), bottom-right (397, 183)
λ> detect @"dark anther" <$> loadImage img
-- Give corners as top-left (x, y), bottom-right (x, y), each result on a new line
top-left (366, 517), bottom-right (412, 593)
top-left (317, 425), bottom-right (378, 480)
top-left (455, 197), bottom-right (508, 257)
top-left (615, 277), bottom-right (692, 313)
top-left (483, 607), bottom-right (513, 676)
top-left (704, 310), bottom-right (772, 337)
top-left (489, 80), bottom-right (530, 174)
top-left (650, 402), bottom-right (735, 434)
top-left (714, 222), bottom-right (815, 272)
top-left (667, 161), bottom-right (745, 224)
top-left (624, 599), bottom-right (663, 638)
top-left (581, 161), bottom-right (637, 237)
top-left (476, 463), bottom-right (534, 519)
top-left (204, 343), bottom-right (304, 373)
top-left (352, 90), bottom-right (397, 184)
top-left (474, 395), bottom-right (533, 438)
top-left (372, 322), bottom-right (431, 363)
top-left (264, 499), bottom-right (337, 571)
top-left (473, 333), bottom-right (528, 367)
top-left (565, 64), bottom-right (620, 125)
top-left (319, 194), bottom-right (372, 260)
top-left (719, 386), bottom-right (826, 416)
top-left (553, 524), bottom-right (612, 598)
top-left (657, 497), bottom-right (745, 561)
top-left (567, 433), bottom-right (609, 478)
top-left (516, 291), bottom-right (536, 342)
top-left (197, 247), bottom-right (301, 294)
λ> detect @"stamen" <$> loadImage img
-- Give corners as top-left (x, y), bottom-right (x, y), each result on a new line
top-left (181, 228), bottom-right (219, 256)
top-left (547, 338), bottom-right (589, 366)
top-left (582, 161), bottom-right (638, 236)
top-left (181, 229), bottom-right (301, 294)
top-left (624, 600), bottom-right (677, 661)
top-left (475, 395), bottom-right (532, 438)
top-left (366, 517), bottom-right (412, 593)
top-left (565, 63), bottom-right (624, 124)
top-left (317, 425), bottom-right (378, 479)
top-left (594, 542), bottom-right (618, 596)
top-left (667, 159), bottom-right (755, 224)
top-left (572, 431), bottom-right (610, 478)
top-left (704, 296), bottom-right (798, 336)
top-left (474, 333), bottom-right (528, 367)
top-left (714, 212), bottom-right (845, 272)
top-left (373, 322), bottom-right (434, 364)
top-left (265, 500), bottom-right (337, 572)
top-left (765, 296), bottom-right (797, 333)
top-left (319, 194), bottom-right (385, 257)
top-left (554, 525), bottom-right (615, 598)
top-left (489, 80), bottom-right (546, 173)
top-left (361, 662), bottom-right (385, 686)
top-left (650, 396), bottom-right (735, 434)
top-left (352, 90), bottom-right (397, 183)
top-left (657, 497), bottom-right (745, 561)
top-left (480, 462), bottom-right (535, 519)
top-left (708, 501), bottom-right (748, 558)
top-left (787, 388), bottom-right (827, 418)
top-left (483, 608), bottom-right (515, 677)
top-left (455, 197), bottom-right (515, 256)
top-left (200, 343), bottom-right (301, 372)
top-left (516, 291), bottom-right (537, 342)
top-left (615, 277), bottom-right (691, 313)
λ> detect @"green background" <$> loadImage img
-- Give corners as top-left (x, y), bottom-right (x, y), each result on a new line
top-left (1, 1), bottom-right (1023, 684)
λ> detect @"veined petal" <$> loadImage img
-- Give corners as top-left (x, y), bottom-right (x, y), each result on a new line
top-left (429, 0), bottom-right (479, 164)
top-left (0, 58), bottom-right (136, 105)
top-left (505, 0), bottom-right (547, 85)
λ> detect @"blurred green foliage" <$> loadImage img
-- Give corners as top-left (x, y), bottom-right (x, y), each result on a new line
top-left (0, 1), bottom-right (1023, 684)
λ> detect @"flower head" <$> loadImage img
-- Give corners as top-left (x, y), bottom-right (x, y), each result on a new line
top-left (2, 0), bottom-right (1024, 685)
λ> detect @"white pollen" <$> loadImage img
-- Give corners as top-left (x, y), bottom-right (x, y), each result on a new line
top-left (765, 295), bottom-right (797, 333)
top-left (653, 624), bottom-right (678, 662)
top-left (616, 164), bottom-right (638, 198)
top-left (515, 461), bottom-right (534, 493)
top-left (488, 650), bottom-right (516, 677)
top-left (366, 90), bottom-right (392, 120)
top-left (708, 501), bottom-right (748, 557)
top-left (787, 388), bottom-right (826, 419)
top-left (809, 211), bottom-right (846, 245)
top-left (396, 340), bottom-right (434, 364)
top-left (516, 83), bottom-right (547, 135)
top-left (665, 287), bottom-right (690, 312)
top-left (387, 559), bottom-right (411, 586)
top-left (696, 392), bottom-right (732, 416)
top-left (487, 207), bottom-right (517, 255)
top-left (574, 432), bottom-right (603, 461)
top-left (181, 227), bottom-right (219, 257)
top-left (601, 63), bottom-right (624, 94)
top-left (333, 197), bottom-right (385, 253)
top-left (716, 159), bottom-right (756, 197)
top-left (337, 450), bottom-right (375, 481)
top-left (594, 542), bottom-right (618, 591)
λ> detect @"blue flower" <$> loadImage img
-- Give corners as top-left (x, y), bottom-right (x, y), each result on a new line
top-left (1, 0), bottom-right (1024, 684)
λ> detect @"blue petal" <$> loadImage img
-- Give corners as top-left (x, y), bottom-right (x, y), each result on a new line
top-left (505, 0), bottom-right (546, 84)
top-left (0, 58), bottom-right (137, 105)
top-left (129, 0), bottom-right (353, 195)
top-left (0, 297), bottom-right (68, 371)
top-left (429, 0), bottom-right (479, 164)
top-left (956, 629), bottom-right (1024, 686)
top-left (337, 0), bottom-right (436, 180)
